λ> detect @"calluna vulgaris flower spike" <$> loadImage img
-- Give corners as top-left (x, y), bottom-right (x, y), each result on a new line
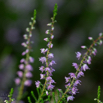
top-left (57, 33), bottom-right (103, 102)
top-left (14, 10), bottom-right (36, 103)
top-left (34, 3), bottom-right (58, 103)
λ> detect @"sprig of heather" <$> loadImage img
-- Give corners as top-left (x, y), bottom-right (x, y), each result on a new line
top-left (15, 10), bottom-right (36, 103)
top-left (4, 88), bottom-right (14, 103)
top-left (35, 4), bottom-right (57, 103)
top-left (57, 33), bottom-right (103, 103)
top-left (94, 86), bottom-right (103, 103)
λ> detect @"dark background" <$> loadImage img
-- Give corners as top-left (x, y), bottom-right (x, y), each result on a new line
top-left (0, 0), bottom-right (103, 103)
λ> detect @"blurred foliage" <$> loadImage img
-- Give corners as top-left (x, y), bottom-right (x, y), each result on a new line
top-left (0, 0), bottom-right (103, 103)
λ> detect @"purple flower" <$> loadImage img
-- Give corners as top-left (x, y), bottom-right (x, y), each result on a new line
top-left (35, 81), bottom-right (40, 88)
top-left (72, 63), bottom-right (78, 70)
top-left (44, 38), bottom-right (49, 41)
top-left (26, 64), bottom-right (33, 71)
top-left (40, 74), bottom-right (45, 79)
top-left (82, 64), bottom-right (89, 71)
top-left (67, 96), bottom-right (74, 101)
top-left (40, 48), bottom-right (48, 54)
top-left (46, 91), bottom-right (48, 95)
top-left (92, 48), bottom-right (97, 56)
top-left (87, 56), bottom-right (91, 64)
top-left (39, 57), bottom-right (46, 64)
top-left (29, 57), bottom-right (34, 63)
top-left (71, 87), bottom-right (78, 95)
top-left (20, 58), bottom-right (25, 63)
top-left (99, 40), bottom-right (102, 45)
top-left (15, 78), bottom-right (21, 85)
top-left (51, 35), bottom-right (54, 39)
top-left (22, 51), bottom-right (26, 56)
top-left (45, 30), bottom-right (50, 34)
top-left (47, 42), bottom-right (53, 48)
top-left (81, 46), bottom-right (86, 49)
top-left (48, 53), bottom-right (54, 58)
top-left (65, 83), bottom-right (71, 88)
top-left (45, 67), bottom-right (50, 71)
top-left (17, 71), bottom-right (23, 77)
top-left (77, 71), bottom-right (84, 78)
top-left (26, 72), bottom-right (32, 78)
top-left (24, 80), bottom-right (32, 86)
top-left (74, 80), bottom-right (81, 86)
top-left (47, 84), bottom-right (54, 90)
top-left (69, 73), bottom-right (76, 78)
top-left (19, 64), bottom-right (24, 70)
top-left (99, 33), bottom-right (102, 36)
top-left (88, 37), bottom-right (93, 40)
top-left (76, 52), bottom-right (81, 60)
top-left (46, 76), bottom-right (55, 84)
top-left (49, 60), bottom-right (56, 66)
top-left (21, 42), bottom-right (27, 47)
top-left (65, 77), bottom-right (70, 83)
top-left (39, 66), bottom-right (44, 73)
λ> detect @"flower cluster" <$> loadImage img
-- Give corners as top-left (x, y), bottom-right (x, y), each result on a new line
top-left (35, 20), bottom-right (56, 92)
top-left (62, 33), bottom-right (103, 102)
top-left (14, 10), bottom-right (36, 103)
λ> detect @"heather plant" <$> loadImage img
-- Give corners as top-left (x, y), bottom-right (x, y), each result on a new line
top-left (2, 3), bottom-right (103, 103)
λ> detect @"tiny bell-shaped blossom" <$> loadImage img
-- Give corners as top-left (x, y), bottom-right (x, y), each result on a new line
top-left (77, 71), bottom-right (84, 78)
top-left (46, 91), bottom-right (48, 95)
top-left (47, 84), bottom-right (54, 90)
top-left (17, 71), bottom-right (23, 77)
top-left (40, 74), bottom-right (45, 79)
top-left (26, 72), bottom-right (32, 78)
top-left (51, 35), bottom-right (54, 39)
top-left (99, 40), bottom-right (102, 45)
top-left (20, 58), bottom-right (25, 63)
top-left (49, 60), bottom-right (56, 66)
top-left (65, 77), bottom-right (70, 83)
top-left (69, 73), bottom-right (76, 78)
top-left (21, 42), bottom-right (27, 47)
top-left (74, 80), bottom-right (81, 86)
top-left (47, 23), bottom-right (52, 26)
top-left (88, 37), bottom-right (93, 40)
top-left (99, 33), bottom-right (103, 36)
top-left (35, 80), bottom-right (40, 88)
top-left (72, 63), bottom-right (78, 70)
top-left (45, 30), bottom-right (50, 34)
top-left (24, 80), bottom-right (32, 86)
top-left (47, 42), bottom-right (53, 48)
top-left (23, 34), bottom-right (28, 39)
top-left (39, 57), bottom-right (46, 64)
top-left (81, 46), bottom-right (86, 49)
top-left (92, 48), bottom-right (97, 56)
top-left (39, 66), bottom-right (44, 73)
top-left (29, 57), bottom-right (34, 63)
top-left (48, 53), bottom-right (54, 58)
top-left (44, 38), bottom-right (49, 42)
top-left (67, 96), bottom-right (74, 101)
top-left (26, 64), bottom-right (33, 71)
top-left (15, 78), bottom-right (21, 85)
top-left (19, 64), bottom-right (24, 70)
top-left (87, 56), bottom-right (91, 64)
top-left (82, 64), bottom-right (89, 71)
top-left (40, 48), bottom-right (48, 54)
top-left (76, 52), bottom-right (81, 60)
top-left (26, 28), bottom-right (30, 32)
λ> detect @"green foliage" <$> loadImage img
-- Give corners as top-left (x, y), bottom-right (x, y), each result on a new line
top-left (94, 86), bottom-right (103, 103)
top-left (4, 88), bottom-right (14, 103)
top-left (53, 3), bottom-right (58, 21)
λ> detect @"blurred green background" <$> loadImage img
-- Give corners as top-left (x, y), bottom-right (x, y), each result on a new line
top-left (0, 0), bottom-right (103, 103)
